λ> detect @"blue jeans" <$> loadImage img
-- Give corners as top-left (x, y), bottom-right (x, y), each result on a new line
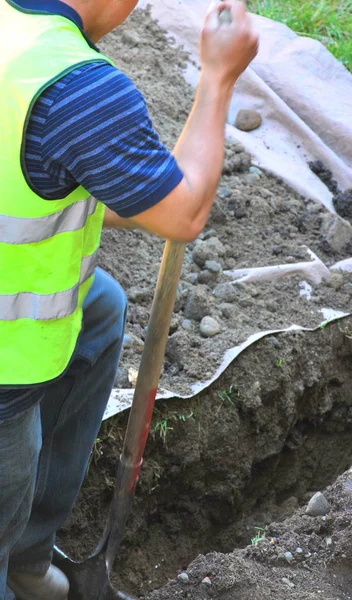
top-left (0, 268), bottom-right (127, 599)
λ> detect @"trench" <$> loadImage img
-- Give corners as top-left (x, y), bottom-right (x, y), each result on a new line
top-left (58, 318), bottom-right (352, 597)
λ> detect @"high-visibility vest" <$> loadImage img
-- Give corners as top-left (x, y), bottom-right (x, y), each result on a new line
top-left (0, 0), bottom-right (113, 384)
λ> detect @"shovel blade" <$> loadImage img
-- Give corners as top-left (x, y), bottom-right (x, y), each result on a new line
top-left (53, 547), bottom-right (135, 600)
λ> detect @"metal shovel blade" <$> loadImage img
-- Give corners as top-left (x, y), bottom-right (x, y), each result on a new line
top-left (52, 546), bottom-right (135, 600)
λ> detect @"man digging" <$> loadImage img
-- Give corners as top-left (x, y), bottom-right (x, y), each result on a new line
top-left (0, 0), bottom-right (258, 598)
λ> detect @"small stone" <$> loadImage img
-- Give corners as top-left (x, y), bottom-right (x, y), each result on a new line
top-left (127, 286), bottom-right (151, 303)
top-left (121, 30), bottom-right (141, 47)
top-left (306, 492), bottom-right (330, 517)
top-left (321, 214), bottom-right (352, 253)
top-left (249, 166), bottom-right (263, 176)
top-left (326, 272), bottom-right (344, 290)
top-left (192, 237), bottom-right (226, 267)
top-left (166, 331), bottom-right (189, 365)
top-left (184, 287), bottom-right (210, 321)
top-left (181, 319), bottom-right (192, 331)
top-left (200, 316), bottom-right (221, 338)
top-left (295, 547), bottom-right (303, 554)
top-left (202, 577), bottom-right (212, 586)
top-left (205, 260), bottom-right (222, 273)
top-left (284, 551), bottom-right (294, 563)
top-left (177, 572), bottom-right (189, 584)
top-left (123, 334), bottom-right (144, 352)
top-left (245, 173), bottom-right (261, 184)
top-left (235, 109), bottom-right (262, 132)
top-left (213, 282), bottom-right (238, 302)
top-left (282, 578), bottom-right (295, 589)
top-left (325, 537), bottom-right (333, 547)
top-left (114, 367), bottom-right (130, 388)
top-left (218, 187), bottom-right (232, 198)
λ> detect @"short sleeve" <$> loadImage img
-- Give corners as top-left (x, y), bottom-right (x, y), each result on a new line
top-left (41, 62), bottom-right (184, 217)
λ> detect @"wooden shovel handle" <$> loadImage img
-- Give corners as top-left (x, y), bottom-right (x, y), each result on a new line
top-left (98, 240), bottom-right (186, 569)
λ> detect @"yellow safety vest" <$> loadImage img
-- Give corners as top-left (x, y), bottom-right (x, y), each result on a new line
top-left (0, 0), bottom-right (113, 384)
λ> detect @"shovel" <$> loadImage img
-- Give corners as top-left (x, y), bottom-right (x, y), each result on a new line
top-left (53, 240), bottom-right (186, 600)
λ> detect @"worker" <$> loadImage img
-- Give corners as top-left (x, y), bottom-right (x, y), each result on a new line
top-left (0, 0), bottom-right (258, 597)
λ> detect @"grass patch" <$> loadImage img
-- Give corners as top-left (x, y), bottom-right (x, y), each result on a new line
top-left (248, 0), bottom-right (352, 71)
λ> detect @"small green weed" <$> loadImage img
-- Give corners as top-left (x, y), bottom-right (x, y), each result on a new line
top-left (218, 384), bottom-right (235, 406)
top-left (277, 358), bottom-right (284, 367)
top-left (251, 526), bottom-right (267, 546)
top-left (87, 437), bottom-right (104, 474)
top-left (152, 409), bottom-right (194, 447)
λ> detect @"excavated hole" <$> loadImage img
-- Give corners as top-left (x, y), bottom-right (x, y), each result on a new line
top-left (58, 319), bottom-right (352, 597)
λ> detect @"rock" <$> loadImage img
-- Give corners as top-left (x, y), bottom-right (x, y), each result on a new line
top-left (192, 237), bottom-right (226, 267)
top-left (282, 578), bottom-right (295, 589)
top-left (245, 173), bottom-right (261, 185)
top-left (218, 187), bottom-right (232, 198)
top-left (205, 260), bottom-right (222, 273)
top-left (184, 286), bottom-right (210, 321)
top-left (123, 333), bottom-right (144, 352)
top-left (284, 551), bottom-right (294, 563)
top-left (114, 367), bottom-right (130, 388)
top-left (249, 166), bottom-right (263, 176)
top-left (321, 214), bottom-right (352, 253)
top-left (127, 286), bottom-right (151, 303)
top-left (177, 572), bottom-right (189, 584)
top-left (235, 109), bottom-right (262, 132)
top-left (213, 282), bottom-right (238, 303)
top-left (202, 577), bottom-right (212, 586)
top-left (181, 319), bottom-right (192, 331)
top-left (326, 272), bottom-right (344, 290)
top-left (200, 316), bottom-right (221, 337)
top-left (296, 547), bottom-right (303, 554)
top-left (306, 492), bottom-right (330, 516)
top-left (198, 269), bottom-right (218, 284)
top-left (166, 331), bottom-right (190, 366)
top-left (121, 30), bottom-right (141, 47)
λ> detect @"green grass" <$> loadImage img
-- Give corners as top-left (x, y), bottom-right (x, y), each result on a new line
top-left (248, 0), bottom-right (352, 71)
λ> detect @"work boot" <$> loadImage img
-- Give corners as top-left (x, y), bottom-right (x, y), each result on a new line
top-left (8, 565), bottom-right (69, 600)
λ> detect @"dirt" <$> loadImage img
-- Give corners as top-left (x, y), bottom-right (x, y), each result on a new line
top-left (58, 317), bottom-right (352, 598)
top-left (97, 8), bottom-right (352, 396)
top-left (58, 7), bottom-right (352, 600)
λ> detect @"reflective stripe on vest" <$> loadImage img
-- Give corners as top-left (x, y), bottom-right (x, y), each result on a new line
top-left (0, 248), bottom-right (98, 321)
top-left (0, 196), bottom-right (97, 244)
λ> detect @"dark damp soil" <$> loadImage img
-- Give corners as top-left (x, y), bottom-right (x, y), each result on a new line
top-left (58, 317), bottom-right (352, 599)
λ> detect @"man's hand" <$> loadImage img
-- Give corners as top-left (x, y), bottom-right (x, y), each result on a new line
top-left (201, 2), bottom-right (259, 88)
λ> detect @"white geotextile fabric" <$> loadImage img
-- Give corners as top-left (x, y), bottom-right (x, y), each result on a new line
top-left (140, 0), bottom-right (352, 211)
top-left (104, 1), bottom-right (352, 418)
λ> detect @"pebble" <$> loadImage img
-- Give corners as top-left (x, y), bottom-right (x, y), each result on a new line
top-left (177, 572), bottom-right (189, 584)
top-left (213, 282), bottom-right (238, 303)
top-left (218, 187), bottom-right (232, 198)
top-left (184, 287), bottom-right (210, 321)
top-left (202, 577), bottom-right (212, 586)
top-left (205, 260), bottom-right (222, 273)
top-left (282, 577), bottom-right (295, 589)
top-left (235, 109), bottom-right (262, 132)
top-left (245, 173), bottom-right (261, 185)
top-left (284, 551), bottom-right (294, 563)
top-left (181, 319), bottom-right (192, 331)
top-left (200, 316), bottom-right (221, 338)
top-left (249, 166), bottom-right (263, 176)
top-left (114, 366), bottom-right (130, 388)
top-left (192, 237), bottom-right (226, 267)
top-left (306, 492), bottom-right (331, 517)
top-left (295, 547), bottom-right (303, 554)
top-left (321, 213), bottom-right (352, 253)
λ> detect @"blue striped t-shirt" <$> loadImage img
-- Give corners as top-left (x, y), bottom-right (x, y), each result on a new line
top-left (25, 62), bottom-right (183, 214)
